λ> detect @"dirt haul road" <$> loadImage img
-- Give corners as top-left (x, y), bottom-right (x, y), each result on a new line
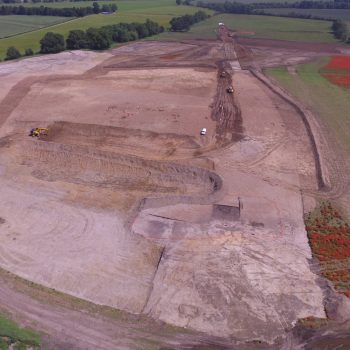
top-left (0, 32), bottom-right (336, 348)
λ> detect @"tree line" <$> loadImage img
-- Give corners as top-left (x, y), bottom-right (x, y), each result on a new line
top-left (4, 19), bottom-right (164, 60)
top-left (0, 1), bottom-right (116, 16)
top-left (252, 1), bottom-right (350, 9)
top-left (1, 0), bottom-right (108, 3)
top-left (169, 10), bottom-right (209, 31)
top-left (332, 19), bottom-right (348, 41)
top-left (196, 1), bottom-right (253, 14)
top-left (192, 0), bottom-right (350, 11)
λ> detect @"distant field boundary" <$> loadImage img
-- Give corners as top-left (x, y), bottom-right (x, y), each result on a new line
top-left (0, 17), bottom-right (75, 40)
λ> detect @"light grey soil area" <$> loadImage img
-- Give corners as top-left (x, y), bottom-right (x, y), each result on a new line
top-left (0, 34), bottom-right (349, 349)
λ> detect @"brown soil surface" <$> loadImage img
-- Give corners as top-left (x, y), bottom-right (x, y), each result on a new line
top-left (0, 28), bottom-right (343, 348)
top-left (236, 37), bottom-right (350, 68)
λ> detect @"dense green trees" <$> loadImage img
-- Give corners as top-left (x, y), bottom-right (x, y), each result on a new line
top-left (92, 1), bottom-right (99, 13)
top-left (66, 29), bottom-right (88, 49)
top-left (196, 1), bottom-right (252, 14)
top-left (7, 19), bottom-right (162, 59)
top-left (253, 1), bottom-right (350, 10)
top-left (0, 3), bottom-right (116, 17)
top-left (40, 32), bottom-right (65, 53)
top-left (25, 48), bottom-right (34, 56)
top-left (5, 46), bottom-right (20, 60)
top-left (332, 20), bottom-right (348, 41)
top-left (170, 10), bottom-right (209, 31)
top-left (86, 27), bottom-right (110, 49)
top-left (64, 19), bottom-right (163, 52)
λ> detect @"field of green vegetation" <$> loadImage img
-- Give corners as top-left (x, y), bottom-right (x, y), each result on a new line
top-left (0, 0), bottom-right (213, 59)
top-left (261, 8), bottom-right (350, 21)
top-left (0, 0), bottom-right (339, 59)
top-left (197, 0), bottom-right (299, 3)
top-left (156, 13), bottom-right (337, 42)
top-left (18, 0), bottom-right (118, 7)
top-left (265, 59), bottom-right (350, 154)
top-left (0, 312), bottom-right (40, 349)
top-left (0, 15), bottom-right (70, 39)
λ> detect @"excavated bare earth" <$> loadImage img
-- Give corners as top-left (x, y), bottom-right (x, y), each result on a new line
top-left (0, 37), bottom-right (336, 347)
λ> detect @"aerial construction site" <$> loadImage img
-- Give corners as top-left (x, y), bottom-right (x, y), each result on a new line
top-left (0, 24), bottom-right (350, 349)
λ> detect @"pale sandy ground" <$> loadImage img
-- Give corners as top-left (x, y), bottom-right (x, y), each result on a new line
top-left (0, 51), bottom-right (110, 103)
top-left (0, 44), bottom-right (326, 344)
top-left (0, 51), bottom-right (218, 315)
top-left (132, 70), bottom-right (324, 342)
top-left (6, 69), bottom-right (216, 140)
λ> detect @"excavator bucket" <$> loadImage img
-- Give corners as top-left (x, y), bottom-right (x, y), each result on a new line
top-left (29, 128), bottom-right (48, 137)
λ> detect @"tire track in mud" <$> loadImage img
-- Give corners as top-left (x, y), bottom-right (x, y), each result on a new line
top-left (211, 64), bottom-right (243, 146)
top-left (209, 25), bottom-right (244, 148)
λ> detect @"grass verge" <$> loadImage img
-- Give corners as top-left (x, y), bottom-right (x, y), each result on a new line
top-left (265, 58), bottom-right (350, 155)
top-left (260, 8), bottom-right (350, 22)
top-left (0, 313), bottom-right (40, 349)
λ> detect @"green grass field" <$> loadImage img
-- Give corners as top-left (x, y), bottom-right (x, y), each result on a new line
top-left (265, 58), bottom-right (350, 154)
top-left (17, 0), bottom-right (185, 11)
top-left (260, 8), bottom-right (350, 21)
top-left (197, 0), bottom-right (301, 3)
top-left (0, 15), bottom-right (70, 39)
top-left (0, 1), bottom-right (212, 59)
top-left (0, 1), bottom-right (338, 59)
top-left (155, 13), bottom-right (337, 42)
top-left (17, 0), bottom-right (117, 7)
top-left (0, 313), bottom-right (40, 348)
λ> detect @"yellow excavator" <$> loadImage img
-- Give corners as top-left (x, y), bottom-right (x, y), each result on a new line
top-left (29, 128), bottom-right (48, 137)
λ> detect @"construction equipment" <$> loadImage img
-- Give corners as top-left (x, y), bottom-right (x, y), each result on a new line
top-left (226, 86), bottom-right (234, 93)
top-left (29, 128), bottom-right (48, 137)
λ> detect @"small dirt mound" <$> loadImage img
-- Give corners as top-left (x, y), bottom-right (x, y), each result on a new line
top-left (15, 139), bottom-right (221, 196)
top-left (44, 121), bottom-right (200, 159)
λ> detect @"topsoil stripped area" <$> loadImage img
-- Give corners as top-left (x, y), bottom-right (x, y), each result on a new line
top-left (0, 34), bottom-right (347, 349)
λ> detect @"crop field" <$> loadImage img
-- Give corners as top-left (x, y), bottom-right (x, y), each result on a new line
top-left (18, 0), bottom-right (117, 8)
top-left (266, 58), bottom-right (350, 154)
top-left (156, 13), bottom-right (336, 42)
top-left (261, 8), bottom-right (350, 21)
top-left (198, 0), bottom-right (300, 3)
top-left (0, 15), bottom-right (70, 39)
top-left (18, 0), bottom-right (191, 11)
top-left (0, 0), bottom-right (212, 59)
